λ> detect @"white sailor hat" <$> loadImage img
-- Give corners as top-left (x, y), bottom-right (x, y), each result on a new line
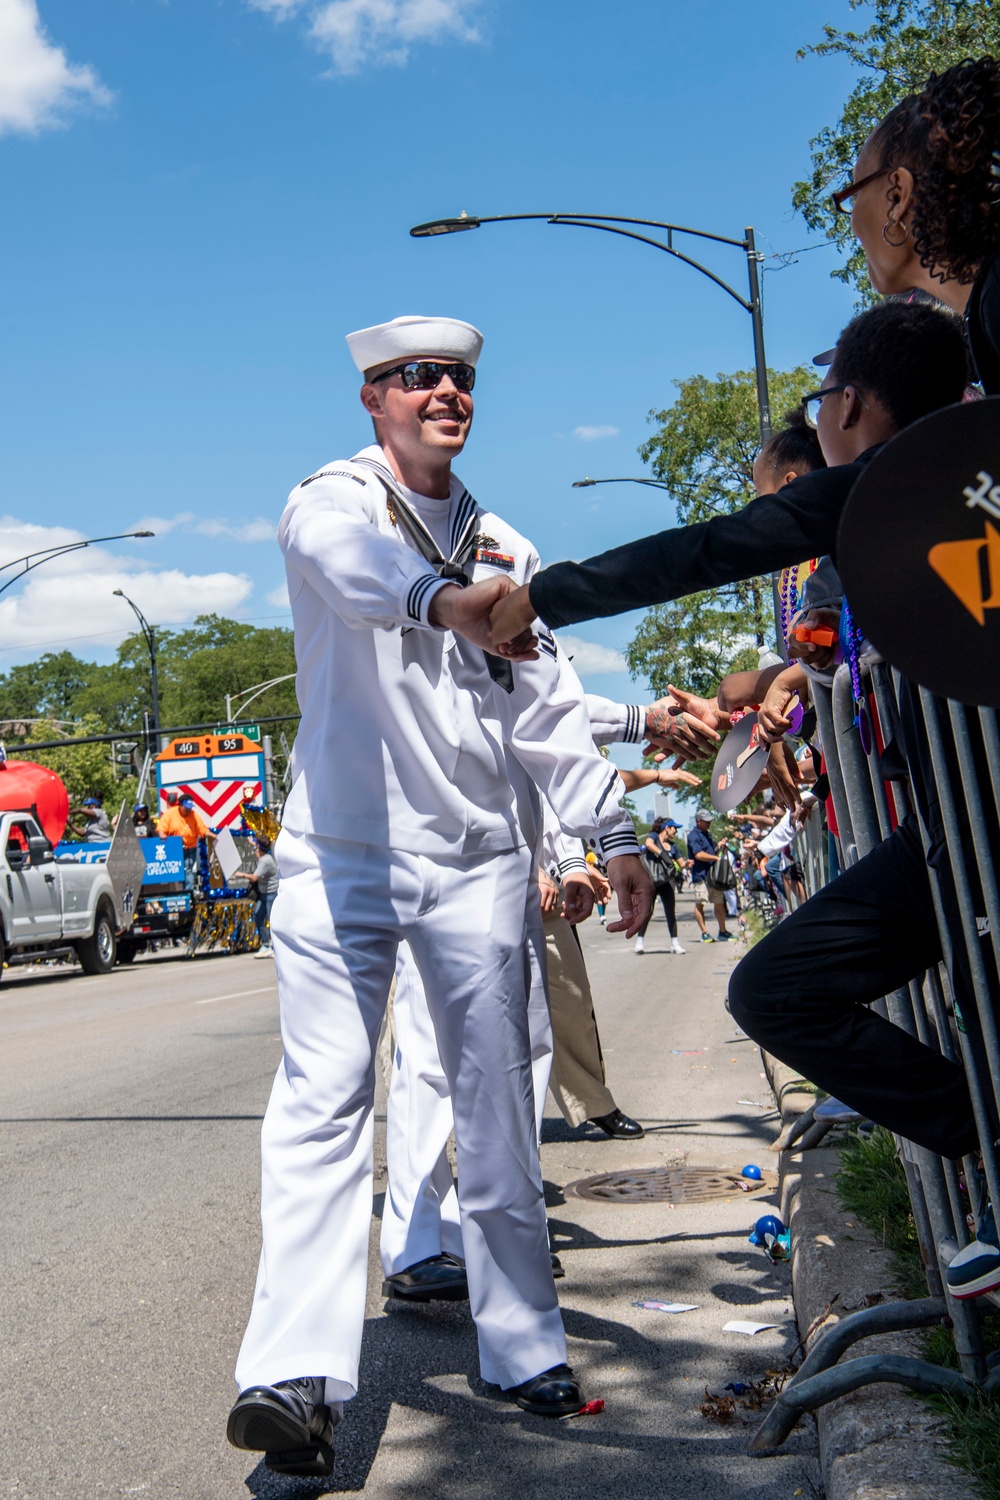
top-left (346, 315), bottom-right (484, 377)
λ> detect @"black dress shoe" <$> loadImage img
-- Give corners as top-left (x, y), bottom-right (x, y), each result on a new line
top-left (227, 1377), bottom-right (336, 1477)
top-left (509, 1363), bottom-right (585, 1417)
top-left (588, 1108), bottom-right (645, 1139)
top-left (382, 1252), bottom-right (469, 1302)
top-left (550, 1251), bottom-right (565, 1279)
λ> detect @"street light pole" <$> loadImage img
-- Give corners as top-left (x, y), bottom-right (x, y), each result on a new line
top-left (112, 590), bottom-right (161, 752)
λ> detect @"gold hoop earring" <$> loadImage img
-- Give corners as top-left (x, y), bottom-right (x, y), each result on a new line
top-left (882, 218), bottom-right (909, 247)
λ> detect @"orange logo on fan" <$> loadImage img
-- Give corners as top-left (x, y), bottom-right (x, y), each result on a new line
top-left (928, 520), bottom-right (1000, 624)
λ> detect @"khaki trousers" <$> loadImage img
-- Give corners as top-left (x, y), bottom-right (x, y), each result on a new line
top-left (545, 914), bottom-right (616, 1126)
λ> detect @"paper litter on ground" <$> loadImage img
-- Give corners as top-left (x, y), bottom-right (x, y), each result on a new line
top-left (633, 1300), bottom-right (699, 1313)
top-left (723, 1319), bottom-right (782, 1336)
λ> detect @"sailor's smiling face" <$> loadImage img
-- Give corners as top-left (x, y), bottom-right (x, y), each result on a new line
top-left (361, 357), bottom-right (474, 466)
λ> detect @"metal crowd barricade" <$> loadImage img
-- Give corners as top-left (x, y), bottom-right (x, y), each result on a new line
top-left (752, 653), bottom-right (1000, 1453)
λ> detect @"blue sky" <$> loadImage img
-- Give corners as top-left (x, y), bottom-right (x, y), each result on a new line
top-left (0, 0), bottom-right (863, 760)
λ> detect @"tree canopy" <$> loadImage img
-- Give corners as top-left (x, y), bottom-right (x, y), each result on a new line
top-left (793, 0), bottom-right (1000, 296)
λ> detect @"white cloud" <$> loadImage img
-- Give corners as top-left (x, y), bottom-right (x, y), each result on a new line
top-left (0, 0), bottom-right (111, 136)
top-left (267, 581), bottom-right (291, 609)
top-left (133, 512), bottom-right (274, 544)
top-left (573, 425), bottom-right (620, 442)
top-left (556, 635), bottom-right (627, 677)
top-left (249, 0), bottom-right (482, 75)
top-left (194, 517), bottom-right (276, 543)
top-left (0, 516), bottom-right (252, 652)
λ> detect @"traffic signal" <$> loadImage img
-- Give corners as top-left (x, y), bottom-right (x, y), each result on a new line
top-left (114, 742), bottom-right (140, 777)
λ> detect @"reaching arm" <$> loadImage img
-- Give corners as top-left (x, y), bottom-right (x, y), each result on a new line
top-left (492, 462), bottom-right (860, 635)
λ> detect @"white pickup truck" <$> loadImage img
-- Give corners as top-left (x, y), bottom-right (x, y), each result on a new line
top-left (0, 809), bottom-right (133, 977)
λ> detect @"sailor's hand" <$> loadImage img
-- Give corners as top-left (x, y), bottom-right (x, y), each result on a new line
top-left (604, 854), bottom-right (654, 938)
top-left (489, 583), bottom-right (539, 657)
top-left (561, 871), bottom-right (596, 925)
top-left (537, 871), bottom-right (560, 916)
top-left (429, 577), bottom-right (538, 659)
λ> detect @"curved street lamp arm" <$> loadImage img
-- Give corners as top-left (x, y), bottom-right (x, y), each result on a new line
top-left (228, 674), bottom-right (297, 720)
top-left (0, 531), bottom-right (154, 599)
top-left (572, 477), bottom-right (674, 490)
top-left (413, 212), bottom-right (746, 250)
top-left (549, 220), bottom-right (752, 311)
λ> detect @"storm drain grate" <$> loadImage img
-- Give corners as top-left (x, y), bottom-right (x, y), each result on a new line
top-left (565, 1167), bottom-right (774, 1204)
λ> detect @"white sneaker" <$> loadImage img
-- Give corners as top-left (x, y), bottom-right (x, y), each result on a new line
top-left (634, 936), bottom-right (645, 954)
top-left (254, 945), bottom-right (274, 960)
top-left (671, 937), bottom-right (686, 954)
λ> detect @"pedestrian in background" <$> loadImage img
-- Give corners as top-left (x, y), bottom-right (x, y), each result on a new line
top-left (635, 818), bottom-right (685, 956)
top-left (247, 835), bottom-right (279, 958)
top-left (687, 810), bottom-right (731, 944)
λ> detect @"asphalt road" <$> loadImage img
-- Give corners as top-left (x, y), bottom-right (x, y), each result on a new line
top-left (1, 895), bottom-right (821, 1499)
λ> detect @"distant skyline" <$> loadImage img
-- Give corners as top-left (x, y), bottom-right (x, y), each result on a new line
top-left (0, 0), bottom-right (863, 750)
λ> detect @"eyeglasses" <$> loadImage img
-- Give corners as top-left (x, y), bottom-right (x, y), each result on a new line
top-left (369, 360), bottom-right (476, 392)
top-left (829, 165), bottom-right (894, 216)
top-left (800, 386), bottom-right (850, 428)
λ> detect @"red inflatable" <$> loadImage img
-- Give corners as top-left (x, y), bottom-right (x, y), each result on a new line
top-left (0, 759), bottom-right (71, 844)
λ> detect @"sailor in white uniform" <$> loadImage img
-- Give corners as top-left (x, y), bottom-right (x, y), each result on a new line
top-left (227, 315), bottom-right (652, 1479)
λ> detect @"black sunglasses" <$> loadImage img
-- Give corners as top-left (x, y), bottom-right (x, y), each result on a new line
top-left (370, 360), bottom-right (476, 393)
top-left (800, 385), bottom-right (851, 428)
top-left (829, 165), bottom-right (895, 216)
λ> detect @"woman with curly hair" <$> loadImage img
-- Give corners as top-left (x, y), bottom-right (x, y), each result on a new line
top-left (839, 54), bottom-right (1000, 393)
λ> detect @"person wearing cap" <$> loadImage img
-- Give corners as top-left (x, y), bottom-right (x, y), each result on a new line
top-left (227, 315), bottom-right (652, 1477)
top-left (132, 804), bottom-right (156, 839)
top-left (70, 796), bottom-right (111, 843)
top-left (688, 810), bottom-right (731, 943)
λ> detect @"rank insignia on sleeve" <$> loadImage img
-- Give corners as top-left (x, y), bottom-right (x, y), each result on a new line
top-left (475, 548), bottom-right (515, 571)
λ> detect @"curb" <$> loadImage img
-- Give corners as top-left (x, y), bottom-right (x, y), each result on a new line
top-left (762, 1054), bottom-right (967, 1500)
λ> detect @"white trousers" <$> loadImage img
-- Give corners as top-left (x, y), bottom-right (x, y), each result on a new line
top-left (380, 898), bottom-right (553, 1277)
top-left (235, 832), bottom-right (566, 1401)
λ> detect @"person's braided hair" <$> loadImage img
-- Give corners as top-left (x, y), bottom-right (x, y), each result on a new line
top-left (870, 56), bottom-right (1000, 285)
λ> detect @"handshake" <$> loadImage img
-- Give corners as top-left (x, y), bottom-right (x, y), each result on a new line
top-left (427, 574), bottom-right (539, 659)
top-left (429, 577), bottom-right (721, 763)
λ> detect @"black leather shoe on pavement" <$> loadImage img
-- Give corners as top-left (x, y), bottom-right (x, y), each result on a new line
top-left (588, 1108), bottom-right (645, 1139)
top-left (509, 1364), bottom-right (585, 1417)
top-left (382, 1252), bottom-right (469, 1302)
top-left (227, 1377), bottom-right (336, 1477)
top-left (550, 1250), bottom-right (565, 1279)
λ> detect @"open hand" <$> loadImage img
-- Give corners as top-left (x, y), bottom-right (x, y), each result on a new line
top-left (538, 872), bottom-right (560, 916)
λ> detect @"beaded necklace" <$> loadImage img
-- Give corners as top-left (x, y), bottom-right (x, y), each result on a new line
top-left (778, 559), bottom-right (818, 647)
top-left (840, 599), bottom-right (872, 753)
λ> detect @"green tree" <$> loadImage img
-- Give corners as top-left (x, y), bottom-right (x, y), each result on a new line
top-left (0, 651), bottom-right (102, 727)
top-left (627, 366), bottom-right (814, 809)
top-left (793, 0), bottom-right (1000, 296)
